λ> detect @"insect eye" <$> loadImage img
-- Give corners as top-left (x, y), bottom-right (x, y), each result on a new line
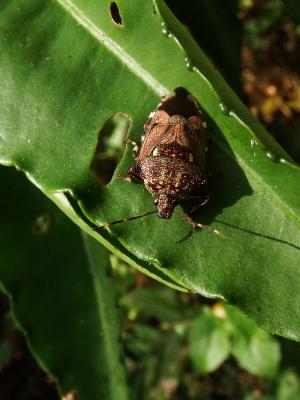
top-left (189, 152), bottom-right (194, 162)
top-left (152, 147), bottom-right (159, 156)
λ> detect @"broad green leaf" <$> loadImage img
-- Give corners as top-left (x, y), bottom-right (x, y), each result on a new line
top-left (0, 166), bottom-right (128, 400)
top-left (227, 305), bottom-right (280, 377)
top-left (188, 309), bottom-right (231, 374)
top-left (1, 0), bottom-right (300, 340)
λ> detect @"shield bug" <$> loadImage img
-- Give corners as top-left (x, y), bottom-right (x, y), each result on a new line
top-left (109, 88), bottom-right (225, 237)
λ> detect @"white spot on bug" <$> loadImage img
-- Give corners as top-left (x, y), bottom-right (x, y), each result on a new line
top-left (189, 152), bottom-right (194, 162)
top-left (152, 147), bottom-right (159, 156)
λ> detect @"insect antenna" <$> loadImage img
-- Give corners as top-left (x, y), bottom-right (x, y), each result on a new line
top-left (95, 210), bottom-right (157, 230)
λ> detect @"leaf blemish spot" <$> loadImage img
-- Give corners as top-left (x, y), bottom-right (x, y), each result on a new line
top-left (33, 214), bottom-right (51, 235)
top-left (110, 2), bottom-right (123, 26)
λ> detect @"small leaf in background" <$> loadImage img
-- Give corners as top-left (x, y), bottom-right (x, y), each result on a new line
top-left (188, 308), bottom-right (231, 374)
top-left (244, 394), bottom-right (274, 400)
top-left (242, 0), bottom-right (283, 49)
top-left (276, 370), bottom-right (300, 400)
top-left (121, 287), bottom-right (186, 323)
top-left (283, 0), bottom-right (300, 24)
top-left (0, 340), bottom-right (13, 368)
top-left (227, 305), bottom-right (281, 377)
top-left (145, 332), bottom-right (183, 400)
top-left (126, 323), bottom-right (160, 357)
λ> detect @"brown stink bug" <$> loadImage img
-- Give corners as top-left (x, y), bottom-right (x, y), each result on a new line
top-left (115, 88), bottom-right (225, 237)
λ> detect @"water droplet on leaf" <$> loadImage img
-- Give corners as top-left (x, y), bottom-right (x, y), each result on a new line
top-left (219, 102), bottom-right (229, 115)
top-left (184, 57), bottom-right (193, 70)
top-left (161, 22), bottom-right (170, 36)
top-left (266, 150), bottom-right (279, 161)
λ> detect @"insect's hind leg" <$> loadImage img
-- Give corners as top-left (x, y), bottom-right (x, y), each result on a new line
top-left (185, 215), bottom-right (226, 238)
top-left (181, 193), bottom-right (226, 238)
top-left (184, 193), bottom-right (210, 216)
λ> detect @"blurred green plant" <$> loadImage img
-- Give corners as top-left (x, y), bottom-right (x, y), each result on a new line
top-left (241, 0), bottom-right (284, 49)
top-left (116, 257), bottom-right (300, 399)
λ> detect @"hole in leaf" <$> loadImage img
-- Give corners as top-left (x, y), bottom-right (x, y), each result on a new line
top-left (157, 87), bottom-right (201, 118)
top-left (92, 113), bottom-right (131, 185)
top-left (110, 2), bottom-right (123, 26)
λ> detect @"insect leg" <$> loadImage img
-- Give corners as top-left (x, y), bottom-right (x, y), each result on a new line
top-left (184, 193), bottom-right (210, 215)
top-left (181, 194), bottom-right (225, 237)
top-left (125, 138), bottom-right (139, 160)
top-left (116, 164), bottom-right (142, 183)
top-left (185, 216), bottom-right (227, 238)
top-left (95, 210), bottom-right (157, 230)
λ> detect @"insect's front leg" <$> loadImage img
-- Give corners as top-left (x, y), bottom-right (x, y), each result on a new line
top-left (117, 164), bottom-right (142, 183)
top-left (124, 138), bottom-right (139, 160)
top-left (117, 139), bottom-right (141, 182)
top-left (184, 193), bottom-right (210, 216)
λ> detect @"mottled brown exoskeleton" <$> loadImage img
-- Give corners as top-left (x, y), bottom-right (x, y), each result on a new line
top-left (120, 89), bottom-right (224, 236)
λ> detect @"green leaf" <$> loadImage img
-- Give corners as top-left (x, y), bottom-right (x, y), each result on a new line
top-left (0, 166), bottom-right (128, 400)
top-left (227, 306), bottom-right (280, 377)
top-left (188, 309), bottom-right (231, 374)
top-left (1, 0), bottom-right (300, 340)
